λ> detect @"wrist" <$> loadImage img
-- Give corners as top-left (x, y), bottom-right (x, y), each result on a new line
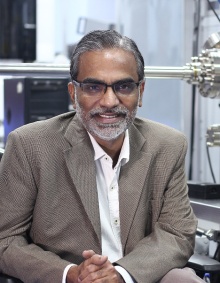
top-left (117, 271), bottom-right (125, 283)
top-left (66, 265), bottom-right (79, 283)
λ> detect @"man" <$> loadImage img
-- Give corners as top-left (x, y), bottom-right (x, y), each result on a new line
top-left (0, 30), bottom-right (204, 283)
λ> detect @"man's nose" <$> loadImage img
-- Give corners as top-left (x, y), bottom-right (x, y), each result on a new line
top-left (99, 86), bottom-right (120, 108)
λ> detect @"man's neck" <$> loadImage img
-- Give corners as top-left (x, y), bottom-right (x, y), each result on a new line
top-left (93, 134), bottom-right (125, 167)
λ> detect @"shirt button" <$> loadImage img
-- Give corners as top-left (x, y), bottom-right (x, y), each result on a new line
top-left (114, 219), bottom-right (119, 225)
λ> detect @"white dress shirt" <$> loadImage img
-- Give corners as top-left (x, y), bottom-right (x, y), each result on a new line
top-left (62, 130), bottom-right (134, 283)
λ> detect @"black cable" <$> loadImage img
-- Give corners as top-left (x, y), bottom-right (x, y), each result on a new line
top-left (206, 0), bottom-right (220, 22)
top-left (188, 85), bottom-right (197, 180)
top-left (213, 243), bottom-right (220, 261)
top-left (206, 145), bottom-right (216, 183)
top-left (188, 0), bottom-right (201, 180)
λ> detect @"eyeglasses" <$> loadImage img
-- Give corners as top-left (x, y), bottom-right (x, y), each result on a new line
top-left (72, 79), bottom-right (141, 96)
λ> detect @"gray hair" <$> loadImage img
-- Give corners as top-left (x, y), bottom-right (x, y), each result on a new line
top-left (70, 30), bottom-right (144, 81)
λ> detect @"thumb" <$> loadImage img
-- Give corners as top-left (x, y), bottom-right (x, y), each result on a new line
top-left (82, 250), bottom-right (96, 259)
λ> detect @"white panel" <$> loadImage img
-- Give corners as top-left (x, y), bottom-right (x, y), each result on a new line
top-left (36, 0), bottom-right (56, 62)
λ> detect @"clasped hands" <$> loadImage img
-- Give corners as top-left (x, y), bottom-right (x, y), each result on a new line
top-left (67, 250), bottom-right (125, 283)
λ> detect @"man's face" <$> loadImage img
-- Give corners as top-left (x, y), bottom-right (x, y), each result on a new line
top-left (68, 48), bottom-right (145, 142)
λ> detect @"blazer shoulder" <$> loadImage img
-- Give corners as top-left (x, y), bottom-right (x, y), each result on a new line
top-left (11, 112), bottom-right (76, 137)
top-left (134, 116), bottom-right (186, 136)
top-left (5, 112), bottom-right (78, 151)
top-left (132, 117), bottom-right (188, 149)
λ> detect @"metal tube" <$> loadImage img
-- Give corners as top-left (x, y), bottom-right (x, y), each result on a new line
top-left (0, 63), bottom-right (70, 77)
top-left (144, 66), bottom-right (193, 80)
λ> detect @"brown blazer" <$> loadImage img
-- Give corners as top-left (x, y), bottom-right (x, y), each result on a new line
top-left (0, 112), bottom-right (197, 283)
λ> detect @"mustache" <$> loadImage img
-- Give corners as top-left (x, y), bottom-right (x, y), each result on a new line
top-left (89, 107), bottom-right (129, 116)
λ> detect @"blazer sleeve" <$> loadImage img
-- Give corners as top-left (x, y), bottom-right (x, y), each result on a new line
top-left (0, 131), bottom-right (71, 283)
top-left (115, 135), bottom-right (197, 283)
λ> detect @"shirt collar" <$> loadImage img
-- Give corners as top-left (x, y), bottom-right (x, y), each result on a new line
top-left (88, 130), bottom-right (130, 166)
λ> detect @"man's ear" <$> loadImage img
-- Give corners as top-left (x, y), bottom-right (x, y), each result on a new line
top-left (138, 80), bottom-right (145, 107)
top-left (68, 82), bottom-right (76, 109)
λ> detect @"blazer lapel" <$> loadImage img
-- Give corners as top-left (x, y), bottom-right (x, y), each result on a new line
top-left (63, 115), bottom-right (101, 245)
top-left (119, 123), bottom-right (153, 250)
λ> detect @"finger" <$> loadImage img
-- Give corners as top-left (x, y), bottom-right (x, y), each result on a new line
top-left (78, 255), bottom-right (109, 280)
top-left (78, 263), bottom-right (103, 282)
top-left (82, 251), bottom-right (108, 266)
top-left (82, 250), bottom-right (96, 259)
top-left (89, 254), bottom-right (108, 266)
top-left (78, 265), bottom-right (112, 282)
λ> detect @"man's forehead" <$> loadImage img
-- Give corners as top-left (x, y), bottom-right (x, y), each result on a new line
top-left (79, 48), bottom-right (135, 59)
top-left (77, 50), bottom-right (138, 81)
top-left (78, 49), bottom-right (137, 72)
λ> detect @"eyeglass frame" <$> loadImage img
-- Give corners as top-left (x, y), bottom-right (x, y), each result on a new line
top-left (72, 79), bottom-right (143, 96)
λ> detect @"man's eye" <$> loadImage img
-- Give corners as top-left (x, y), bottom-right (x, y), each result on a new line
top-left (117, 83), bottom-right (133, 91)
top-left (119, 83), bottom-right (130, 89)
top-left (84, 84), bottom-right (102, 92)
